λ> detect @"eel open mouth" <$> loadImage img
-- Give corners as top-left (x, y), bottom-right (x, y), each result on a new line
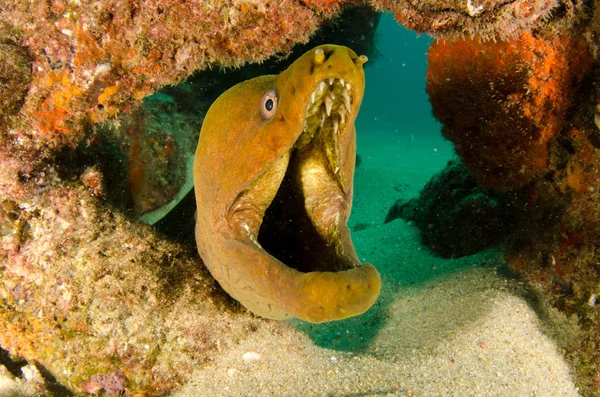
top-left (228, 77), bottom-right (359, 274)
top-left (196, 45), bottom-right (379, 322)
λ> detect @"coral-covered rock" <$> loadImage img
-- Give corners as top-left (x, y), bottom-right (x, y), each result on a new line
top-left (0, 0), bottom-right (580, 154)
top-left (374, 0), bottom-right (583, 40)
top-left (0, 0), bottom-right (322, 149)
top-left (0, 148), bottom-right (291, 395)
top-left (0, 22), bottom-right (31, 132)
top-left (505, 122), bottom-right (600, 394)
top-left (258, 0), bottom-right (582, 42)
top-left (426, 32), bottom-right (593, 190)
top-left (386, 159), bottom-right (517, 258)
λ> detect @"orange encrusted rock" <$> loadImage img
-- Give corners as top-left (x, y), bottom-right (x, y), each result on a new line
top-left (426, 32), bottom-right (593, 190)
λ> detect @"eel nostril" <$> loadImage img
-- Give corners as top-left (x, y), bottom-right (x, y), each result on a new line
top-left (312, 49), bottom-right (336, 73)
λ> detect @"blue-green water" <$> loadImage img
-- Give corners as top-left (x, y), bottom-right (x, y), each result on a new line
top-left (357, 14), bottom-right (441, 140)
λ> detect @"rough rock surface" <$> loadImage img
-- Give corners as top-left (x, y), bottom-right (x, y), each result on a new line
top-left (427, 31), bottom-right (593, 190)
top-left (0, 0), bottom-right (575, 152)
top-left (386, 159), bottom-right (517, 258)
top-left (0, 147), bottom-right (288, 394)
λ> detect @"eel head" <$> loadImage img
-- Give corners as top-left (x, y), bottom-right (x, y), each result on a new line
top-left (194, 45), bottom-right (380, 323)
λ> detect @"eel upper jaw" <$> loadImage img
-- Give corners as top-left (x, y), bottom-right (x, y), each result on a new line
top-left (299, 76), bottom-right (354, 191)
top-left (227, 76), bottom-right (359, 273)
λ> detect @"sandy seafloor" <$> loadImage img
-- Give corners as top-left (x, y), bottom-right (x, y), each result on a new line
top-left (0, 14), bottom-right (582, 397)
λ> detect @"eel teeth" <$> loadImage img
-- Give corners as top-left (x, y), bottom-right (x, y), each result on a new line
top-left (324, 94), bottom-right (333, 116)
top-left (319, 81), bottom-right (327, 94)
top-left (304, 77), bottom-right (354, 136)
top-left (338, 108), bottom-right (346, 125)
top-left (300, 77), bottom-right (357, 189)
top-left (343, 91), bottom-right (352, 113)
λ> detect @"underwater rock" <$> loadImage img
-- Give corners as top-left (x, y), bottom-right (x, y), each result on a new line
top-left (303, 0), bottom-right (584, 41)
top-left (386, 159), bottom-right (517, 258)
top-left (426, 32), bottom-right (593, 191)
top-left (0, 0), bottom-right (322, 150)
top-left (87, 92), bottom-right (198, 223)
top-left (377, 0), bottom-right (584, 40)
top-left (0, 22), bottom-right (31, 133)
top-left (0, 148), bottom-right (295, 395)
top-left (1, 0), bottom-right (576, 155)
top-left (503, 119), bottom-right (600, 395)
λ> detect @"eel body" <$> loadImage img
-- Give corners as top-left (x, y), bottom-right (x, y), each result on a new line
top-left (194, 44), bottom-right (380, 323)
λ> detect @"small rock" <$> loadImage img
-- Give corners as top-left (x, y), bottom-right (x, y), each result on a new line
top-left (242, 351), bottom-right (262, 363)
top-left (227, 368), bottom-right (238, 377)
top-left (21, 364), bottom-right (44, 385)
top-left (81, 370), bottom-right (127, 394)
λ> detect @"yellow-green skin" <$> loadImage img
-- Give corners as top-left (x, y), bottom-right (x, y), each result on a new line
top-left (194, 44), bottom-right (380, 323)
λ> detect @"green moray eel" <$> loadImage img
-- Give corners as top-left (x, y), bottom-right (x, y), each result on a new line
top-left (194, 44), bottom-right (380, 323)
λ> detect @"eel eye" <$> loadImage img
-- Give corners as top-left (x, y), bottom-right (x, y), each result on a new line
top-left (260, 89), bottom-right (278, 120)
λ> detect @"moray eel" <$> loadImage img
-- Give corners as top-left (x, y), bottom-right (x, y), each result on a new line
top-left (194, 44), bottom-right (380, 323)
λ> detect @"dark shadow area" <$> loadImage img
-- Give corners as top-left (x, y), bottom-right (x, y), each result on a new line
top-left (0, 346), bottom-right (26, 378)
top-left (0, 347), bottom-right (74, 396)
top-left (36, 363), bottom-right (75, 397)
top-left (154, 189), bottom-right (197, 246)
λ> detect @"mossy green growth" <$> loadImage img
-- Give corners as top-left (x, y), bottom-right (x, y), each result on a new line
top-left (0, 22), bottom-right (31, 132)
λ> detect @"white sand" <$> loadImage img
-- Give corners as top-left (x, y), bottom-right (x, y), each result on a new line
top-left (174, 266), bottom-right (579, 397)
